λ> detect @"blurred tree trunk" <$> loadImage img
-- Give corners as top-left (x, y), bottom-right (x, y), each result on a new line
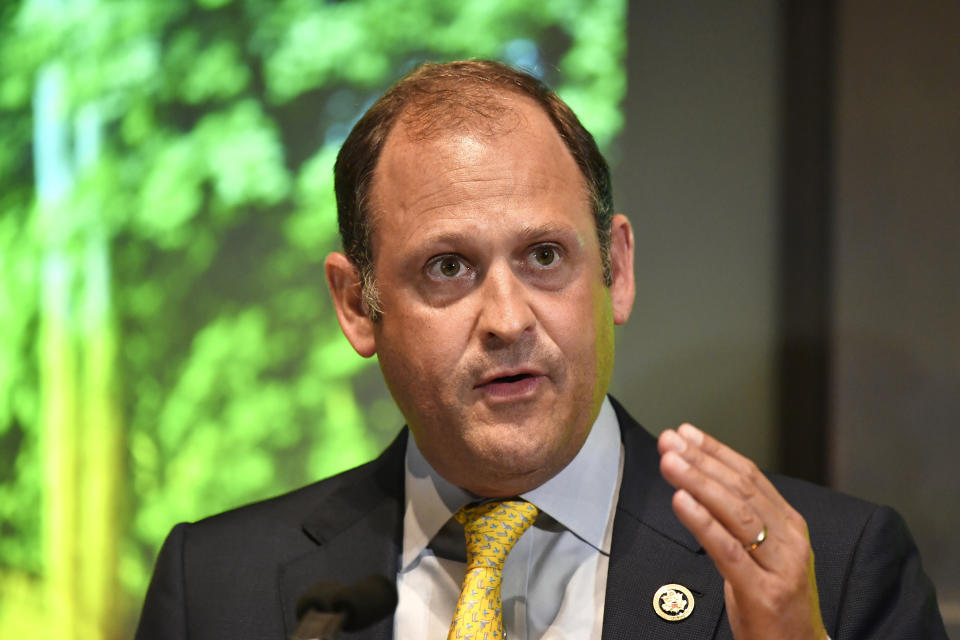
top-left (79, 231), bottom-right (123, 639)
top-left (34, 62), bottom-right (122, 640)
top-left (77, 104), bottom-right (124, 639)
top-left (35, 60), bottom-right (82, 640)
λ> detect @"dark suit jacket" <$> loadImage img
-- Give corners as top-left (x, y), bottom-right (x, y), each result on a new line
top-left (136, 398), bottom-right (947, 639)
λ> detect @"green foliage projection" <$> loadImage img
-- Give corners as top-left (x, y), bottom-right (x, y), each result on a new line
top-left (0, 0), bottom-right (625, 637)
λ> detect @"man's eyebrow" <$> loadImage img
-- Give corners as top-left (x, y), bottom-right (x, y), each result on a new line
top-left (513, 222), bottom-right (579, 243)
top-left (414, 229), bottom-right (476, 248)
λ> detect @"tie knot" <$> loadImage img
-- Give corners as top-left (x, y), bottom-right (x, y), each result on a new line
top-left (455, 500), bottom-right (538, 570)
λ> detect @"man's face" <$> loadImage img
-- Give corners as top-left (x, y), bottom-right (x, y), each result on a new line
top-left (359, 97), bottom-right (633, 497)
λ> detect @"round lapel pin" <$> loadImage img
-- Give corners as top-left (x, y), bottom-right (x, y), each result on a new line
top-left (653, 583), bottom-right (695, 621)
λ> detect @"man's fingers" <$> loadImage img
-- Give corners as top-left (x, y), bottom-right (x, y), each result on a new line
top-left (659, 428), bottom-right (811, 569)
top-left (661, 426), bottom-right (802, 534)
top-left (670, 488), bottom-right (768, 582)
top-left (660, 448), bottom-right (782, 572)
top-left (659, 442), bottom-right (767, 540)
top-left (662, 428), bottom-right (769, 507)
top-left (676, 423), bottom-right (782, 505)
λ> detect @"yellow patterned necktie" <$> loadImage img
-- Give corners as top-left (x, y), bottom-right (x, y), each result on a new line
top-left (447, 500), bottom-right (539, 640)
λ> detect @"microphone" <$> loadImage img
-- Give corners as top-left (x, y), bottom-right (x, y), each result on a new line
top-left (291, 575), bottom-right (398, 640)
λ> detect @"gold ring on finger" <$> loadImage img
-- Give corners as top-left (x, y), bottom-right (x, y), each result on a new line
top-left (744, 525), bottom-right (767, 552)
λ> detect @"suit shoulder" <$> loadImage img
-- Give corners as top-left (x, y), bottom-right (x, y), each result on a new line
top-left (769, 474), bottom-right (877, 523)
top-left (183, 449), bottom-right (397, 544)
top-left (767, 473), bottom-right (892, 552)
top-left (769, 476), bottom-right (948, 637)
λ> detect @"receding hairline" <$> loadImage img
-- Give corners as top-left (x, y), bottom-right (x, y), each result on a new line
top-left (364, 89), bottom-right (594, 247)
top-left (385, 74), bottom-right (532, 142)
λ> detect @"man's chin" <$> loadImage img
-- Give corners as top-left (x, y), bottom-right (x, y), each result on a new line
top-left (456, 430), bottom-right (575, 495)
top-left (453, 461), bottom-right (549, 498)
top-left (469, 387), bottom-right (562, 427)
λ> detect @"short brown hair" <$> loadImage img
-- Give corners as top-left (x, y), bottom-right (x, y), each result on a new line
top-left (333, 60), bottom-right (614, 319)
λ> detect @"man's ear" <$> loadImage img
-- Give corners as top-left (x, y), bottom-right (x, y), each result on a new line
top-left (325, 252), bottom-right (377, 358)
top-left (608, 213), bottom-right (636, 325)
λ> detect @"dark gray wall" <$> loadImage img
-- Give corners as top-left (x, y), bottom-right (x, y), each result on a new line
top-left (832, 0), bottom-right (960, 631)
top-left (612, 1), bottom-right (781, 468)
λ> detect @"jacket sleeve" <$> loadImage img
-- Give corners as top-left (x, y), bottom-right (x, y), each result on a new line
top-left (135, 523), bottom-right (189, 640)
top-left (833, 505), bottom-right (947, 639)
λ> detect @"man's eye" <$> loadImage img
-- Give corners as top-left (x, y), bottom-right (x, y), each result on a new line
top-left (533, 246), bottom-right (558, 266)
top-left (428, 255), bottom-right (467, 278)
top-left (439, 257), bottom-right (461, 276)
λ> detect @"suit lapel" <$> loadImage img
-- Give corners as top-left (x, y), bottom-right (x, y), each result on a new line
top-left (602, 398), bottom-right (729, 639)
top-left (279, 433), bottom-right (407, 640)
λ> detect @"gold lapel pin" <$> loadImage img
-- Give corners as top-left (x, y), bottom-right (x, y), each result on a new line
top-left (653, 583), bottom-right (695, 621)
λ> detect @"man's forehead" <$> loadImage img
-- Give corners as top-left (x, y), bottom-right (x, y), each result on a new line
top-left (375, 94), bottom-right (575, 189)
top-left (371, 116), bottom-right (584, 222)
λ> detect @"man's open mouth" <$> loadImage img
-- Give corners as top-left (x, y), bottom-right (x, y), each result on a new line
top-left (491, 373), bottom-right (534, 384)
top-left (475, 370), bottom-right (545, 396)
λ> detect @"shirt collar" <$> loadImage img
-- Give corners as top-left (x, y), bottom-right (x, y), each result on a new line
top-left (520, 397), bottom-right (621, 552)
top-left (401, 396), bottom-right (622, 569)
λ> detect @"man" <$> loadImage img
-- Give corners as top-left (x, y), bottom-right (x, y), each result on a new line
top-left (137, 61), bottom-right (946, 639)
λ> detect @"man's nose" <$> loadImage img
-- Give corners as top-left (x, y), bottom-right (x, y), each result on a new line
top-left (476, 263), bottom-right (536, 347)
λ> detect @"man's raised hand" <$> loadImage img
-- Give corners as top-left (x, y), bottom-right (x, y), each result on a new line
top-left (658, 424), bottom-right (828, 640)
